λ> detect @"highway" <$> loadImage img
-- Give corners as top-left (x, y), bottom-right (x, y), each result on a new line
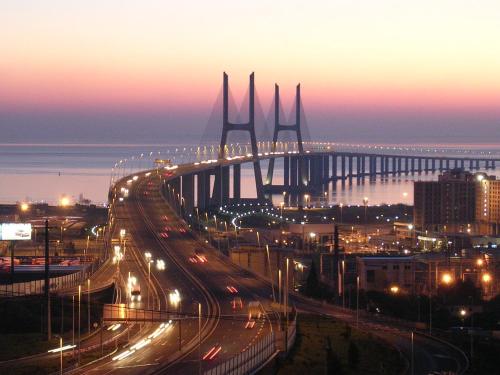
top-left (14, 159), bottom-right (466, 375)
top-left (107, 162), bottom-right (468, 375)
top-left (70, 168), bottom-right (277, 375)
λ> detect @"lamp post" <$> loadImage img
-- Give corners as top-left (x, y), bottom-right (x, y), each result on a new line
top-left (72, 295), bottom-right (75, 357)
top-left (363, 197), bottom-right (368, 242)
top-left (278, 269), bottom-right (282, 305)
top-left (265, 245), bottom-right (276, 303)
top-left (408, 224), bottom-right (414, 248)
top-left (59, 336), bottom-right (63, 375)
top-left (145, 252), bottom-right (152, 309)
top-left (342, 260), bottom-right (346, 309)
top-left (78, 284), bottom-right (81, 365)
top-left (356, 275), bottom-right (360, 328)
top-left (198, 302), bottom-right (202, 375)
top-left (87, 279), bottom-right (91, 334)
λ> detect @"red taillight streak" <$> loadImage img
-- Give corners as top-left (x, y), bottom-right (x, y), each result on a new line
top-left (209, 346), bottom-right (222, 360)
top-left (203, 346), bottom-right (217, 360)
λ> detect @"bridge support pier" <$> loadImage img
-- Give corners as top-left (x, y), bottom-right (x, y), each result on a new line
top-left (233, 164), bottom-right (241, 201)
top-left (181, 174), bottom-right (194, 213)
top-left (196, 171), bottom-right (210, 211)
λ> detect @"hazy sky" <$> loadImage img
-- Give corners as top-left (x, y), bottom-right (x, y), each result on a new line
top-left (1, 0), bottom-right (500, 144)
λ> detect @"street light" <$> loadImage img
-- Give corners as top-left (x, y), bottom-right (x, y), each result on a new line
top-left (304, 194), bottom-right (310, 208)
top-left (144, 253), bottom-right (152, 309)
top-left (87, 279), bottom-right (91, 334)
top-left (78, 284), bottom-right (81, 365)
top-left (356, 275), bottom-right (360, 328)
top-left (60, 196), bottom-right (71, 207)
top-left (390, 285), bottom-right (400, 294)
top-left (156, 259), bottom-right (166, 271)
top-left (441, 272), bottom-right (453, 285)
top-left (481, 272), bottom-right (492, 283)
top-left (20, 202), bottom-right (30, 212)
top-left (339, 203), bottom-right (344, 224)
top-left (363, 197), bottom-right (369, 242)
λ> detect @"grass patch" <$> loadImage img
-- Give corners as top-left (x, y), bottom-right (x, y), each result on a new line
top-left (278, 314), bottom-right (404, 375)
top-left (0, 333), bottom-right (59, 361)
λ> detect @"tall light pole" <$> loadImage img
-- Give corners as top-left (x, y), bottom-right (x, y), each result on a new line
top-left (265, 245), bottom-right (276, 302)
top-left (363, 197), bottom-right (369, 242)
top-left (411, 331), bottom-right (414, 375)
top-left (72, 295), bottom-right (75, 357)
top-left (339, 203), bottom-right (344, 224)
top-left (342, 260), bottom-right (346, 309)
top-left (278, 269), bottom-right (282, 305)
top-left (356, 275), bottom-right (360, 328)
top-left (198, 302), bottom-right (202, 375)
top-left (408, 224), bottom-right (414, 248)
top-left (78, 284), bottom-right (81, 365)
top-left (285, 258), bottom-right (289, 352)
top-left (87, 279), bottom-right (91, 334)
top-left (59, 336), bottom-right (63, 375)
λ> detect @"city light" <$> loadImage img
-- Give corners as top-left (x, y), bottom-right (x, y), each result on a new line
top-left (476, 258), bottom-right (484, 267)
top-left (441, 272), bottom-right (453, 285)
top-left (59, 196), bottom-right (70, 207)
top-left (389, 285), bottom-right (399, 294)
top-left (20, 202), bottom-right (30, 212)
top-left (48, 344), bottom-right (76, 353)
top-left (156, 259), bottom-right (166, 271)
top-left (169, 289), bottom-right (181, 306)
top-left (460, 308), bottom-right (467, 317)
top-left (482, 272), bottom-right (492, 283)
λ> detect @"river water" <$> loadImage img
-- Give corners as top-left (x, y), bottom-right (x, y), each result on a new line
top-left (0, 143), bottom-right (499, 206)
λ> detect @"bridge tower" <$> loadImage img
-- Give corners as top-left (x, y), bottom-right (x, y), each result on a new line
top-left (266, 83), bottom-right (304, 185)
top-left (217, 72), bottom-right (264, 201)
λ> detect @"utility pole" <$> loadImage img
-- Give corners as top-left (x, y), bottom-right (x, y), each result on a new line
top-left (198, 302), bottom-right (202, 375)
top-left (45, 219), bottom-right (51, 340)
top-left (356, 275), bottom-right (360, 328)
top-left (87, 279), bottom-right (91, 333)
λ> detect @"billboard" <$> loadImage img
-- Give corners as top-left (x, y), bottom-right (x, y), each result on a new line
top-left (0, 223), bottom-right (32, 241)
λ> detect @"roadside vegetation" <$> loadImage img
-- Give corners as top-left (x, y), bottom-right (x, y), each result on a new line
top-left (277, 314), bottom-right (404, 374)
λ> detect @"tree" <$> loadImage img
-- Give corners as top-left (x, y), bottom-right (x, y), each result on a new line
top-left (341, 323), bottom-right (351, 341)
top-left (325, 336), bottom-right (342, 374)
top-left (348, 341), bottom-right (360, 369)
top-left (304, 260), bottom-right (320, 297)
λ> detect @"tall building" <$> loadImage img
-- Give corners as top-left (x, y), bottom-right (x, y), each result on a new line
top-left (414, 169), bottom-right (476, 232)
top-left (476, 173), bottom-right (500, 235)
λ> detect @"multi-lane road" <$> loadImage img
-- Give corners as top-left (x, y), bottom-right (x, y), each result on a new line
top-left (5, 160), bottom-right (467, 375)
top-left (98, 163), bottom-right (468, 374)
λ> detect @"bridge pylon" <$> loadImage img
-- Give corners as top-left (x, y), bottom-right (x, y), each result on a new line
top-left (216, 72), bottom-right (264, 202)
top-left (266, 83), bottom-right (304, 185)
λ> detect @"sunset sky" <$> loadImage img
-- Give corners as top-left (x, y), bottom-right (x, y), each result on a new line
top-left (1, 0), bottom-right (500, 143)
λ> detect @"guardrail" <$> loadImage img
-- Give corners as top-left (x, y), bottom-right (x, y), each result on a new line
top-left (203, 314), bottom-right (297, 375)
top-left (0, 258), bottom-right (104, 297)
top-left (204, 332), bottom-right (276, 375)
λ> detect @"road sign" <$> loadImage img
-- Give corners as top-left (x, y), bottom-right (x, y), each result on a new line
top-left (0, 223), bottom-right (32, 241)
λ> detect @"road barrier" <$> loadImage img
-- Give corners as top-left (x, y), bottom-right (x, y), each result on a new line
top-left (204, 314), bottom-right (297, 375)
top-left (204, 332), bottom-right (276, 375)
top-left (0, 258), bottom-right (104, 297)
